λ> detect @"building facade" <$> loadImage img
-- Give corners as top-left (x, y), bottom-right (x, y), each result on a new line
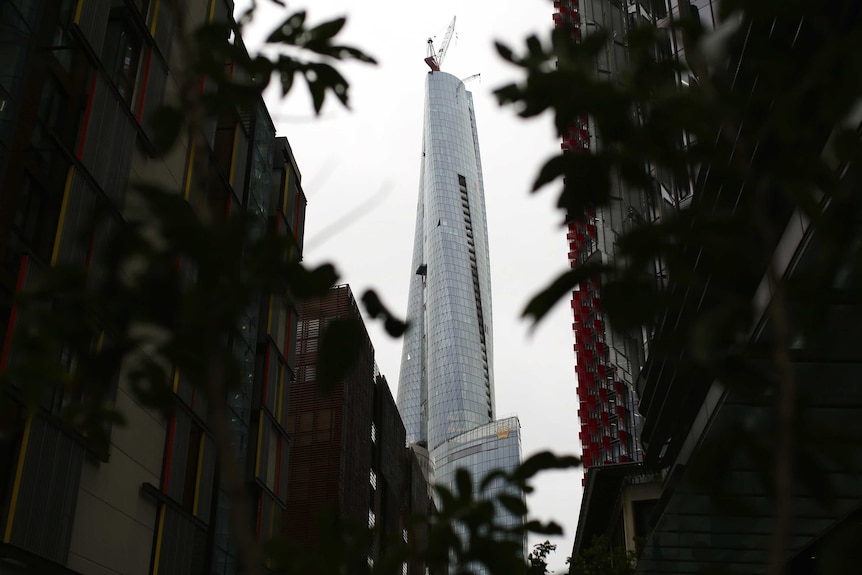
top-left (287, 285), bottom-right (435, 574)
top-left (433, 416), bottom-right (523, 535)
top-left (396, 68), bottom-right (523, 557)
top-left (397, 70), bottom-right (495, 454)
top-left (564, 2), bottom-right (862, 573)
top-left (560, 0), bottom-right (722, 559)
top-left (0, 1), bottom-right (306, 574)
top-left (555, 0), bottom-right (650, 476)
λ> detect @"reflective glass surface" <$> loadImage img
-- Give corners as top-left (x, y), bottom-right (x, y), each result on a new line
top-left (396, 72), bottom-right (524, 565)
top-left (397, 72), bottom-right (496, 451)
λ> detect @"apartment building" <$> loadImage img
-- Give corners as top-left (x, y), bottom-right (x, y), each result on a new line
top-left (0, 1), bottom-right (306, 574)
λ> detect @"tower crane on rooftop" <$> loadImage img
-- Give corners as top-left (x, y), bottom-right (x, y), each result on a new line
top-left (425, 16), bottom-right (456, 72)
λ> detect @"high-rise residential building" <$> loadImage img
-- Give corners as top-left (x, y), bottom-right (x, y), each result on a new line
top-left (555, 0), bottom-right (649, 476)
top-left (0, 2), bottom-right (306, 574)
top-left (286, 285), bottom-right (435, 574)
top-left (396, 41), bottom-right (524, 554)
top-left (565, 2), bottom-right (862, 573)
top-left (555, 0), bottom-right (667, 561)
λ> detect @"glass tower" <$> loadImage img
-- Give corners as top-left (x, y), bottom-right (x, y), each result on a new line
top-left (397, 70), bottom-right (495, 452)
top-left (396, 69), bottom-right (523, 558)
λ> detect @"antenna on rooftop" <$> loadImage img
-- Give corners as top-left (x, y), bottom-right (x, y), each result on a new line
top-left (425, 16), bottom-right (456, 71)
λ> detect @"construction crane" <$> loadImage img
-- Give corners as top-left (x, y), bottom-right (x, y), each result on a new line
top-left (424, 16), bottom-right (456, 72)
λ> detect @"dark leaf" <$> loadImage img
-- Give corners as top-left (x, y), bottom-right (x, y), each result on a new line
top-left (601, 277), bottom-right (667, 332)
top-left (316, 318), bottom-right (363, 393)
top-left (148, 106), bottom-right (185, 155)
top-left (266, 11), bottom-right (307, 44)
top-left (532, 155), bottom-right (568, 192)
top-left (511, 451), bottom-right (581, 483)
top-left (331, 45), bottom-right (377, 64)
top-left (524, 520), bottom-right (564, 536)
top-left (289, 263), bottom-right (338, 300)
top-left (455, 468), bottom-right (473, 501)
top-left (279, 65), bottom-right (295, 96)
top-left (308, 74), bottom-right (325, 114)
top-left (495, 42), bottom-right (516, 64)
top-left (523, 263), bottom-right (608, 324)
top-left (479, 469), bottom-right (509, 492)
top-left (308, 17), bottom-right (346, 42)
top-left (361, 290), bottom-right (409, 338)
top-left (498, 494), bottom-right (528, 516)
top-left (361, 289), bottom-right (387, 318)
top-left (383, 316), bottom-right (408, 338)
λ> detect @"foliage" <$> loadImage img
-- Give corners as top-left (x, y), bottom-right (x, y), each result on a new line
top-left (493, 0), bottom-right (862, 572)
top-left (496, 0), bottom-right (862, 491)
top-left (1, 5), bottom-right (582, 574)
top-left (0, 2), bottom-right (387, 575)
top-left (496, 0), bottom-right (862, 346)
top-left (5, 0), bottom-right (861, 573)
top-left (265, 452), bottom-right (579, 575)
top-left (567, 537), bottom-right (636, 575)
top-left (1, 0), bottom-right (381, 454)
top-left (527, 540), bottom-right (558, 574)
top-left (498, 1), bottom-right (862, 332)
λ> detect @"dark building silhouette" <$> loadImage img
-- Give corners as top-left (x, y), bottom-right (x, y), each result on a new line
top-left (562, 2), bottom-right (862, 574)
top-left (0, 1), bottom-right (306, 574)
top-left (286, 285), bottom-right (435, 574)
top-left (554, 0), bottom-right (660, 561)
top-left (554, 0), bottom-right (647, 477)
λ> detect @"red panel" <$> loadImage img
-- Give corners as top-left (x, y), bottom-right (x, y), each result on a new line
top-left (0, 256), bottom-right (28, 370)
top-left (77, 72), bottom-right (99, 159)
top-left (136, 47), bottom-right (153, 122)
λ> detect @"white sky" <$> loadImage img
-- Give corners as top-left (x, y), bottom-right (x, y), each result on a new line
top-left (235, 1), bottom-right (582, 569)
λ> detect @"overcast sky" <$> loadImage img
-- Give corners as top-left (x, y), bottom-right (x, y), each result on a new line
top-left (235, 0), bottom-right (581, 569)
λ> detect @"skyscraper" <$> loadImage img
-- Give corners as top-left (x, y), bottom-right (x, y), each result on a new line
top-left (396, 37), bottom-right (523, 552)
top-left (564, 2), bottom-right (862, 572)
top-left (555, 0), bottom-right (661, 561)
top-left (555, 0), bottom-right (649, 475)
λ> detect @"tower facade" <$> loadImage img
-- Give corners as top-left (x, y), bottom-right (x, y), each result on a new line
top-left (397, 70), bottom-right (495, 454)
top-left (555, 0), bottom-right (648, 474)
top-left (0, 2), bottom-right (305, 574)
top-left (396, 69), bottom-right (523, 547)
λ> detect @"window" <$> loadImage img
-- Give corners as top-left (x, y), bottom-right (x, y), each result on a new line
top-left (12, 176), bottom-right (47, 246)
top-left (182, 422), bottom-right (203, 511)
top-left (266, 427), bottom-right (279, 490)
top-left (102, 2), bottom-right (142, 103)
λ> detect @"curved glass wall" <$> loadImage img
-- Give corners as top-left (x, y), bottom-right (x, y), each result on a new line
top-left (397, 71), bottom-right (495, 452)
top-left (396, 71), bottom-right (524, 566)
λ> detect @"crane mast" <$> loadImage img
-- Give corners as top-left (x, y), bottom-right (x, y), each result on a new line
top-left (424, 16), bottom-right (456, 72)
